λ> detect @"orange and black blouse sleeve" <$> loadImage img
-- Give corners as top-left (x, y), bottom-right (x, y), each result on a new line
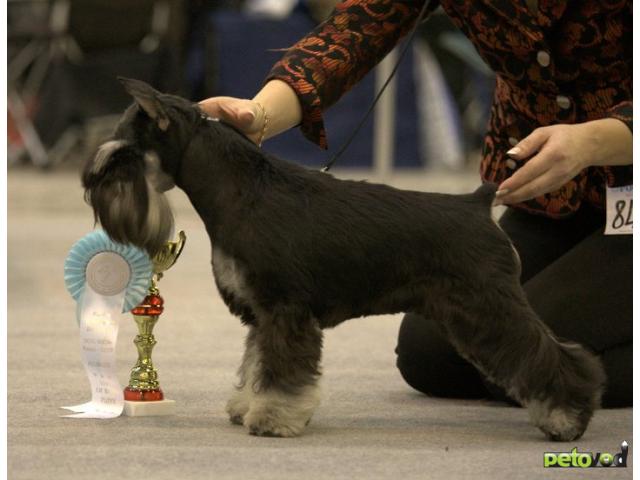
top-left (266, 0), bottom-right (437, 149)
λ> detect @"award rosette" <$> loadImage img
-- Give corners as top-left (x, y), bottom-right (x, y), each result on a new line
top-left (62, 230), bottom-right (152, 418)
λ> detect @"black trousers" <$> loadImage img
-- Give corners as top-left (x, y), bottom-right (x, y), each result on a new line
top-left (395, 205), bottom-right (632, 408)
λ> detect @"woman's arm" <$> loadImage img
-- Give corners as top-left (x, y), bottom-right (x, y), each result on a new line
top-left (200, 0), bottom-right (435, 147)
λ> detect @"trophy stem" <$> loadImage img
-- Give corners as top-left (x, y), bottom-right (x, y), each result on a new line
top-left (124, 291), bottom-right (165, 401)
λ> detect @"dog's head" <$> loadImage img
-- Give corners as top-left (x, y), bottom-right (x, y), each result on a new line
top-left (82, 78), bottom-right (202, 256)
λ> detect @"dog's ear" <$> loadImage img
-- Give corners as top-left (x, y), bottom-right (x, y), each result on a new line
top-left (118, 77), bottom-right (170, 131)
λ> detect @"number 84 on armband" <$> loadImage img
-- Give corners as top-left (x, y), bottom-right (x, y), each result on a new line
top-left (605, 185), bottom-right (632, 235)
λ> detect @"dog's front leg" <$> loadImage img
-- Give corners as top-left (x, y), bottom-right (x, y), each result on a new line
top-left (243, 310), bottom-right (323, 437)
top-left (226, 327), bottom-right (259, 425)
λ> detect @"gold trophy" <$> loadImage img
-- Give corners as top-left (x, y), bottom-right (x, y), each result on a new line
top-left (122, 231), bottom-right (186, 416)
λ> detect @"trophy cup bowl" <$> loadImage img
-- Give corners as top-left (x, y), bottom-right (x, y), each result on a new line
top-left (152, 230), bottom-right (187, 278)
top-left (123, 231), bottom-right (186, 416)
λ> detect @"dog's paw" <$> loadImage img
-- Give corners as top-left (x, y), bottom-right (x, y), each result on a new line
top-left (525, 342), bottom-right (603, 441)
top-left (226, 391), bottom-right (251, 426)
top-left (243, 405), bottom-right (308, 438)
top-left (528, 400), bottom-right (587, 442)
top-left (242, 384), bottom-right (320, 437)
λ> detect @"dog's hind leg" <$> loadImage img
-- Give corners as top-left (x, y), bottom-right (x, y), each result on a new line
top-left (425, 282), bottom-right (605, 441)
top-left (226, 326), bottom-right (259, 425)
top-left (243, 307), bottom-right (323, 437)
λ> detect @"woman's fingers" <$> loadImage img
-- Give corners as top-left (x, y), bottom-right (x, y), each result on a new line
top-left (497, 149), bottom-right (552, 197)
top-left (198, 97), bottom-right (263, 143)
top-left (506, 127), bottom-right (550, 160)
top-left (218, 102), bottom-right (257, 129)
top-left (199, 97), bottom-right (258, 126)
top-left (497, 168), bottom-right (566, 205)
top-left (198, 96), bottom-right (232, 118)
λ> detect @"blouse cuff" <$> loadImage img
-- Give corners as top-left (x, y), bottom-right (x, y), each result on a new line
top-left (266, 69), bottom-right (328, 150)
top-left (607, 100), bottom-right (632, 132)
top-left (602, 165), bottom-right (632, 188)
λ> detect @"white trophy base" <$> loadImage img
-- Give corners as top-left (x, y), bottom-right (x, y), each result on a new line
top-left (123, 399), bottom-right (176, 417)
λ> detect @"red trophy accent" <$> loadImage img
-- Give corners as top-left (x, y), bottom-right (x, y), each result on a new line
top-left (124, 293), bottom-right (165, 401)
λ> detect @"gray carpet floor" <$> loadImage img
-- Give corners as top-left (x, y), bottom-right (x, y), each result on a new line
top-left (8, 168), bottom-right (632, 480)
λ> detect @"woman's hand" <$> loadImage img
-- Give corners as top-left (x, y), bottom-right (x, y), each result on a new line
top-left (496, 118), bottom-right (632, 205)
top-left (198, 80), bottom-right (303, 146)
top-left (198, 97), bottom-right (265, 145)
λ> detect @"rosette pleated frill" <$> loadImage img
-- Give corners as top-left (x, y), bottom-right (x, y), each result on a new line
top-left (64, 230), bottom-right (153, 313)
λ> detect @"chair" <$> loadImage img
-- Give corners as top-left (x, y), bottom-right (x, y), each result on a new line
top-left (8, 0), bottom-right (178, 167)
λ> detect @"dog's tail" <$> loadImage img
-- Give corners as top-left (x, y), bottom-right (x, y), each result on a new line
top-left (464, 182), bottom-right (498, 213)
top-left (472, 182), bottom-right (499, 203)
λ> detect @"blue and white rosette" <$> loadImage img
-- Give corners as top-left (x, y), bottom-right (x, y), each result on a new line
top-left (61, 230), bottom-right (153, 418)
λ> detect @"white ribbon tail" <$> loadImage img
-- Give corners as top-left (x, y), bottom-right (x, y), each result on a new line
top-left (61, 285), bottom-right (126, 419)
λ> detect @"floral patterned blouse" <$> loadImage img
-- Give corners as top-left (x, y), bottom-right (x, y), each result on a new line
top-left (267, 0), bottom-right (632, 218)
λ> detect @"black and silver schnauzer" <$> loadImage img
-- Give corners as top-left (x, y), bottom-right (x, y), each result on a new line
top-left (82, 79), bottom-right (605, 440)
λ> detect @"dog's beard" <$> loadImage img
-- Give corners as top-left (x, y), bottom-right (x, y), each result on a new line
top-left (144, 179), bottom-right (175, 253)
top-left (85, 143), bottom-right (175, 256)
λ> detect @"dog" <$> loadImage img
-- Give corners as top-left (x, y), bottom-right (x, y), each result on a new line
top-left (82, 78), bottom-right (605, 440)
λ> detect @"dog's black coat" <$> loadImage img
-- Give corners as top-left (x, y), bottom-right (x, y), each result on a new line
top-left (83, 79), bottom-right (605, 440)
